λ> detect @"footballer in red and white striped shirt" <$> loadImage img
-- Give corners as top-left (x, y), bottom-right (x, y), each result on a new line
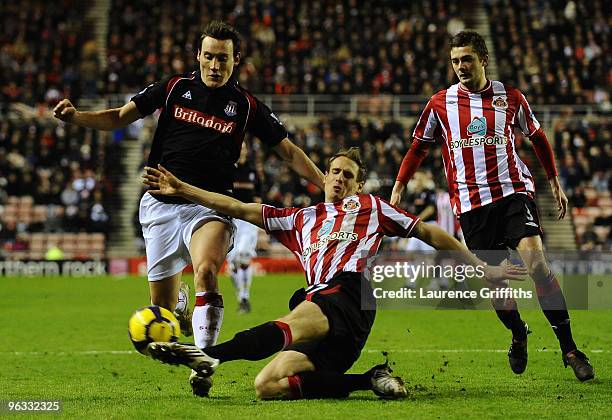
top-left (144, 146), bottom-right (527, 399)
top-left (391, 31), bottom-right (593, 382)
top-left (262, 193), bottom-right (419, 286)
top-left (406, 80), bottom-right (542, 215)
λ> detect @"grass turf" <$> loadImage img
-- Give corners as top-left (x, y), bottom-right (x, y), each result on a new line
top-left (1, 274), bottom-right (610, 419)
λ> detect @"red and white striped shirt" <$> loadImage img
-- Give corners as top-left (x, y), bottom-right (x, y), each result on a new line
top-left (413, 80), bottom-right (539, 215)
top-left (262, 194), bottom-right (419, 285)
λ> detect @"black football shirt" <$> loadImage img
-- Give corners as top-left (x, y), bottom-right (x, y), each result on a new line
top-left (132, 71), bottom-right (286, 203)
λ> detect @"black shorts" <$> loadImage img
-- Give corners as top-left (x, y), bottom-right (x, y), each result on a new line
top-left (459, 193), bottom-right (543, 264)
top-left (284, 272), bottom-right (376, 373)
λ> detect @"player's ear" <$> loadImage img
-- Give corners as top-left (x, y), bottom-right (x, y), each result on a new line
top-left (356, 181), bottom-right (365, 193)
top-left (481, 53), bottom-right (488, 68)
top-left (234, 52), bottom-right (241, 67)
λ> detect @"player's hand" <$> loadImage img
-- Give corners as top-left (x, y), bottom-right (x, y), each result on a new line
top-left (390, 181), bottom-right (406, 206)
top-left (53, 99), bottom-right (77, 122)
top-left (549, 177), bottom-right (568, 219)
top-left (483, 259), bottom-right (528, 283)
top-left (143, 165), bottom-right (182, 196)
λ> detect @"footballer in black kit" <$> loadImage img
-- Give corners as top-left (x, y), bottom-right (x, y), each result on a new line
top-left (232, 156), bottom-right (261, 203)
top-left (131, 71), bottom-right (284, 203)
top-left (53, 20), bottom-right (325, 397)
top-left (406, 187), bottom-right (437, 222)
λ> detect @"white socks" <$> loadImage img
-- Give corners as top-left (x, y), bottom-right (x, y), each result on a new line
top-left (231, 266), bottom-right (253, 301)
top-left (192, 292), bottom-right (224, 349)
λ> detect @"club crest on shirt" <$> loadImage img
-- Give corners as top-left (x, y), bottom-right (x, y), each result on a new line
top-left (342, 198), bottom-right (361, 213)
top-left (317, 219), bottom-right (334, 238)
top-left (224, 101), bottom-right (237, 117)
top-left (492, 95), bottom-right (508, 110)
top-left (467, 116), bottom-right (487, 137)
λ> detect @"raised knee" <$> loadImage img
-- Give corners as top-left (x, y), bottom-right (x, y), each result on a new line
top-left (194, 260), bottom-right (219, 282)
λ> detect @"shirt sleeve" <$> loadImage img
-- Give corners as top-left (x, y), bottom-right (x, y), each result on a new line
top-left (261, 205), bottom-right (302, 252)
top-left (375, 196), bottom-right (420, 238)
top-left (248, 97), bottom-right (288, 147)
top-left (412, 99), bottom-right (438, 142)
top-left (515, 92), bottom-right (541, 136)
top-left (130, 76), bottom-right (173, 117)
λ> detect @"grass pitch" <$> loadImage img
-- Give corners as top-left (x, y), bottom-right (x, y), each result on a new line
top-left (1, 274), bottom-right (610, 419)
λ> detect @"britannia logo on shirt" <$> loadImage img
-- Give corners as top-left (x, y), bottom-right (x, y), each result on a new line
top-left (492, 95), bottom-right (508, 110)
top-left (467, 116), bottom-right (487, 137)
top-left (224, 101), bottom-right (237, 117)
top-left (342, 198), bottom-right (361, 213)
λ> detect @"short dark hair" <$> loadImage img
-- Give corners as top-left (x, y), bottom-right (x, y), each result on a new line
top-left (327, 147), bottom-right (367, 183)
top-left (449, 30), bottom-right (488, 61)
top-left (198, 20), bottom-right (241, 57)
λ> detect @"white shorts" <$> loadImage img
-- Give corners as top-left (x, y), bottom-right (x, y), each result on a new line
top-left (226, 219), bottom-right (259, 266)
top-left (139, 193), bottom-right (235, 281)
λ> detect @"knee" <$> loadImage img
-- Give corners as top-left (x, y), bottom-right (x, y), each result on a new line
top-left (193, 260), bottom-right (219, 285)
top-left (254, 353), bottom-right (297, 399)
top-left (527, 259), bottom-right (550, 280)
top-left (254, 372), bottom-right (277, 399)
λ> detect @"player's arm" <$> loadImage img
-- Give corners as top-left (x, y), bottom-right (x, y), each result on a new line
top-left (529, 128), bottom-right (568, 219)
top-left (143, 165), bottom-right (264, 228)
top-left (273, 138), bottom-right (325, 189)
top-left (53, 99), bottom-right (142, 130)
top-left (411, 221), bottom-right (527, 282)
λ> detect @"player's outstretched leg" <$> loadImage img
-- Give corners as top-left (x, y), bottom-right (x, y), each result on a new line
top-left (148, 320), bottom-right (293, 370)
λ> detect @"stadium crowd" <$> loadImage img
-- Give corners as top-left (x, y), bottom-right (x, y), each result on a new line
top-left (486, 0), bottom-right (610, 106)
top-left (0, 1), bottom-right (99, 113)
top-left (0, 118), bottom-right (121, 259)
top-left (552, 111), bottom-right (611, 250)
top-left (1, 1), bottom-right (609, 258)
top-left (106, 0), bottom-right (463, 97)
top-left (3, 1), bottom-right (607, 106)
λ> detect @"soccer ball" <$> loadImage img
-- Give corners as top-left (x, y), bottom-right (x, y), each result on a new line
top-left (128, 305), bottom-right (181, 354)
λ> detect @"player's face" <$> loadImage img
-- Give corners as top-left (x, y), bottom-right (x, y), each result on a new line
top-left (197, 36), bottom-right (240, 88)
top-left (324, 156), bottom-right (364, 202)
top-left (450, 45), bottom-right (487, 91)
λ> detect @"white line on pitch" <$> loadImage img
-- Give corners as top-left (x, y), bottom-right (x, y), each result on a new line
top-left (6, 350), bottom-right (137, 356)
top-left (3, 349), bottom-right (608, 356)
top-left (365, 349), bottom-right (608, 353)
